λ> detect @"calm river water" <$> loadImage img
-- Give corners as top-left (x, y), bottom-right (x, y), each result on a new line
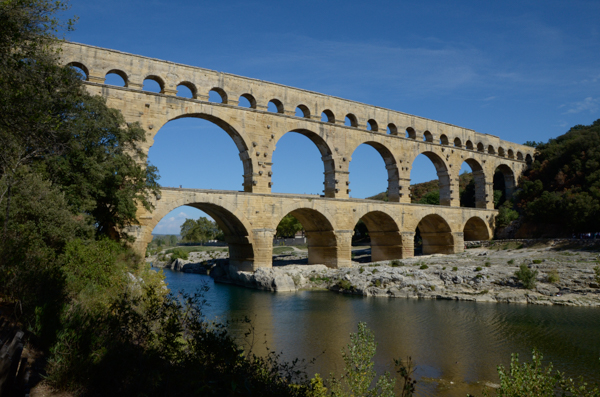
top-left (160, 268), bottom-right (600, 396)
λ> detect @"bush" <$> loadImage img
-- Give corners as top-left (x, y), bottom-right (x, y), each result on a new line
top-left (515, 264), bottom-right (538, 289)
top-left (390, 260), bottom-right (403, 267)
top-left (452, 267), bottom-right (458, 271)
top-left (359, 267), bottom-right (365, 274)
top-left (507, 259), bottom-right (515, 265)
top-left (167, 248), bottom-right (189, 262)
top-left (547, 269), bottom-right (560, 283)
top-left (372, 269), bottom-right (379, 274)
top-left (475, 266), bottom-right (483, 271)
top-left (374, 280), bottom-right (382, 288)
top-left (495, 200), bottom-right (519, 229)
top-left (532, 259), bottom-right (542, 264)
top-left (337, 279), bottom-right (353, 290)
top-left (419, 264), bottom-right (429, 270)
top-left (595, 265), bottom-right (600, 284)
top-left (485, 261), bottom-right (491, 267)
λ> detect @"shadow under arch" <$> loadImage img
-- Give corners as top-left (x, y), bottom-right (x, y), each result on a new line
top-left (276, 207), bottom-right (338, 267)
top-left (146, 199), bottom-right (254, 270)
top-left (275, 128), bottom-right (337, 197)
top-left (357, 210), bottom-right (403, 261)
top-left (463, 216), bottom-right (490, 241)
top-left (494, 163), bottom-right (516, 203)
top-left (411, 151), bottom-right (451, 206)
top-left (461, 158), bottom-right (487, 209)
top-left (350, 141), bottom-right (400, 202)
top-left (163, 113), bottom-right (254, 192)
top-left (416, 214), bottom-right (454, 255)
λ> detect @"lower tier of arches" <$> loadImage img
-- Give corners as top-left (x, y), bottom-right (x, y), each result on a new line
top-left (131, 188), bottom-right (495, 271)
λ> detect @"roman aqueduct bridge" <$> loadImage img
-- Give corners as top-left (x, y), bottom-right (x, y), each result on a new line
top-left (59, 42), bottom-right (535, 271)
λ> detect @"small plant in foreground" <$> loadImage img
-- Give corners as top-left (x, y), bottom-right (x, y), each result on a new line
top-left (507, 259), bottom-right (515, 265)
top-left (547, 269), bottom-right (560, 283)
top-left (452, 266), bottom-right (458, 271)
top-left (419, 264), bottom-right (429, 270)
top-left (475, 266), bottom-right (483, 271)
top-left (533, 259), bottom-right (543, 264)
top-left (515, 264), bottom-right (538, 289)
top-left (337, 279), bottom-right (353, 290)
top-left (485, 261), bottom-right (491, 267)
top-left (390, 260), bottom-right (403, 267)
top-left (374, 279), bottom-right (382, 288)
top-left (372, 268), bottom-right (379, 274)
top-left (359, 267), bottom-right (365, 274)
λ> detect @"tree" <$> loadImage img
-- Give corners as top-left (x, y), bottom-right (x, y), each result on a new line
top-left (418, 190), bottom-right (439, 205)
top-left (180, 217), bottom-right (221, 243)
top-left (276, 214), bottom-right (303, 238)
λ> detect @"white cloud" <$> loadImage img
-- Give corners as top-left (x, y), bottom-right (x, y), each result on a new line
top-left (562, 97), bottom-right (599, 114)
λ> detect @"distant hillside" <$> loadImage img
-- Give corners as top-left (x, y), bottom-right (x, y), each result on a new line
top-left (367, 172), bottom-right (474, 204)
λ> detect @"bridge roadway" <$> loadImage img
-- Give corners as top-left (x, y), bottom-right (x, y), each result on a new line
top-left (132, 188), bottom-right (495, 271)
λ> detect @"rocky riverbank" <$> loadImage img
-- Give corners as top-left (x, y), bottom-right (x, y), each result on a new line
top-left (150, 241), bottom-right (600, 307)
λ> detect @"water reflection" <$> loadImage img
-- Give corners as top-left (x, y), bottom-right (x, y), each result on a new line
top-left (161, 269), bottom-right (600, 396)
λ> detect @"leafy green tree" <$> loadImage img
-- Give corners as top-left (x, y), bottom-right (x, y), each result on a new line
top-left (496, 200), bottom-right (519, 228)
top-left (276, 214), bottom-right (303, 238)
top-left (180, 217), bottom-right (220, 243)
top-left (418, 190), bottom-right (439, 205)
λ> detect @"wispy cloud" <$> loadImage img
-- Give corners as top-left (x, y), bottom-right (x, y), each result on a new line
top-left (561, 97), bottom-right (599, 114)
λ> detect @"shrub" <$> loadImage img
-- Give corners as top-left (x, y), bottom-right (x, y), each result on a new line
top-left (372, 269), bottom-right (379, 274)
top-left (485, 262), bottom-right (491, 267)
top-left (359, 267), bottom-right (365, 274)
top-left (532, 259), bottom-right (542, 264)
top-left (374, 280), bottom-right (382, 288)
top-left (452, 267), bottom-right (458, 271)
top-left (593, 265), bottom-right (600, 284)
top-left (547, 269), bottom-right (560, 283)
top-left (390, 260), bottom-right (403, 267)
top-left (515, 264), bottom-right (538, 289)
top-left (429, 285), bottom-right (435, 291)
top-left (495, 200), bottom-right (519, 228)
top-left (507, 259), bottom-right (515, 265)
top-left (419, 264), bottom-right (429, 270)
top-left (442, 267), bottom-right (446, 270)
top-left (337, 279), bottom-right (353, 290)
top-left (475, 267), bottom-right (483, 272)
top-left (167, 248), bottom-right (189, 262)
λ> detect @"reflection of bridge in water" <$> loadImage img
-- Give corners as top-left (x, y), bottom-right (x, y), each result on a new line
top-left (59, 42), bottom-right (534, 270)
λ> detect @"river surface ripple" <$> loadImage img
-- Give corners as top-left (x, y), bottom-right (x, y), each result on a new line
top-left (160, 268), bottom-right (600, 396)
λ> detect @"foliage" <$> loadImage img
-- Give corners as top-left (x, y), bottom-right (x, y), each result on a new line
top-left (277, 214), bottom-right (304, 238)
top-left (594, 265), bottom-right (600, 284)
top-left (180, 217), bottom-right (221, 243)
top-left (516, 120), bottom-right (600, 234)
top-left (475, 266), bottom-right (482, 271)
top-left (481, 349), bottom-right (600, 397)
top-left (496, 200), bottom-right (519, 229)
top-left (419, 264), bottom-right (429, 270)
top-left (327, 322), bottom-right (396, 397)
top-left (515, 264), bottom-right (538, 289)
top-left (418, 190), bottom-right (440, 205)
top-left (166, 247), bottom-right (189, 262)
top-left (547, 269), bottom-right (560, 284)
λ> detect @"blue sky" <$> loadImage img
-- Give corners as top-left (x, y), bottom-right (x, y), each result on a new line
top-left (64, 0), bottom-right (600, 234)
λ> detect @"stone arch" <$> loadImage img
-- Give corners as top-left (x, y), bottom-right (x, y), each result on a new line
top-left (296, 104), bottom-right (311, 118)
top-left (440, 134), bottom-right (449, 145)
top-left (367, 119), bottom-right (378, 132)
top-left (275, 207), bottom-right (338, 267)
top-left (461, 158), bottom-right (487, 209)
top-left (411, 151), bottom-right (452, 206)
top-left (387, 123), bottom-right (398, 135)
top-left (517, 151), bottom-right (524, 160)
top-left (488, 145), bottom-right (496, 155)
top-left (144, 75), bottom-right (165, 93)
top-left (268, 98), bottom-right (284, 113)
top-left (454, 137), bottom-right (462, 148)
top-left (350, 141), bottom-right (400, 202)
top-left (526, 154), bottom-right (533, 164)
top-left (275, 128), bottom-right (336, 197)
top-left (67, 61), bottom-right (89, 80)
top-left (177, 81), bottom-right (197, 98)
top-left (345, 113), bottom-right (358, 127)
top-left (209, 87), bottom-right (228, 104)
top-left (143, 199), bottom-right (254, 270)
top-left (356, 210), bottom-right (403, 262)
top-left (498, 147), bottom-right (505, 157)
top-left (477, 142), bottom-right (485, 152)
top-left (416, 214), bottom-right (454, 255)
top-left (239, 93), bottom-right (257, 109)
top-left (507, 149), bottom-right (514, 159)
top-left (105, 69), bottom-right (128, 86)
top-left (466, 140), bottom-right (474, 150)
top-left (463, 216), bottom-right (490, 241)
top-left (406, 127), bottom-right (417, 139)
top-left (494, 164), bottom-right (516, 202)
top-left (423, 130), bottom-right (433, 142)
top-left (322, 109), bottom-right (335, 123)
top-left (159, 112), bottom-right (254, 192)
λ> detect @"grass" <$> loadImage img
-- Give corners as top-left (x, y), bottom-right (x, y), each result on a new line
top-left (165, 246), bottom-right (228, 254)
top-left (547, 269), bottom-right (560, 283)
top-left (532, 259), bottom-right (543, 264)
top-left (419, 264), bottom-right (429, 270)
top-left (452, 266), bottom-right (458, 271)
top-left (273, 247), bottom-right (294, 255)
top-left (359, 267), bottom-right (365, 274)
top-left (337, 279), bottom-right (353, 290)
top-left (507, 259), bottom-right (515, 265)
top-left (310, 276), bottom-right (331, 284)
top-left (390, 260), bottom-right (403, 267)
top-left (485, 261), bottom-right (491, 267)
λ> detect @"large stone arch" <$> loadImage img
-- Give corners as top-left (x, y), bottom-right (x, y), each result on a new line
top-left (153, 112), bottom-right (255, 192)
top-left (349, 141), bottom-right (400, 202)
top-left (416, 214), bottom-right (454, 255)
top-left (355, 210), bottom-right (403, 261)
top-left (140, 194), bottom-right (255, 270)
top-left (494, 163), bottom-right (516, 202)
top-left (410, 151), bottom-right (452, 206)
top-left (274, 206), bottom-right (338, 267)
top-left (463, 216), bottom-right (491, 241)
top-left (273, 128), bottom-right (337, 197)
top-left (461, 158), bottom-right (487, 209)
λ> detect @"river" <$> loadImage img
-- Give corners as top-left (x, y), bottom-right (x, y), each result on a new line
top-left (160, 268), bottom-right (600, 396)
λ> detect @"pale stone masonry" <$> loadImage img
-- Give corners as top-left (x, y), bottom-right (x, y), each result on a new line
top-left (58, 42), bottom-right (534, 271)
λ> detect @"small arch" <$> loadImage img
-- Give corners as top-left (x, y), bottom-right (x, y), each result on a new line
top-left (498, 147), bottom-right (505, 157)
top-left (239, 93), bottom-right (257, 109)
top-left (367, 119), bottom-right (378, 132)
top-left (209, 87), bottom-right (228, 104)
top-left (477, 142), bottom-right (485, 152)
top-left (517, 152), bottom-right (524, 160)
top-left (176, 81), bottom-right (197, 98)
top-left (104, 69), bottom-right (128, 87)
top-left (387, 123), bottom-right (398, 135)
top-left (268, 99), bottom-right (284, 113)
top-left (440, 134), bottom-right (449, 145)
top-left (143, 75), bottom-right (165, 94)
top-left (416, 214), bottom-right (454, 255)
top-left (454, 137), bottom-right (462, 148)
top-left (67, 62), bottom-right (89, 80)
top-left (525, 154), bottom-right (533, 164)
top-left (321, 109), bottom-right (335, 123)
top-left (295, 104), bottom-right (311, 118)
top-left (406, 127), bottom-right (416, 139)
top-left (507, 149), bottom-right (514, 159)
top-left (488, 145), bottom-right (496, 155)
top-left (355, 211), bottom-right (402, 262)
top-left (464, 217), bottom-right (490, 241)
top-left (466, 140), bottom-right (474, 150)
top-left (345, 114), bottom-right (358, 127)
top-left (423, 131), bottom-right (433, 142)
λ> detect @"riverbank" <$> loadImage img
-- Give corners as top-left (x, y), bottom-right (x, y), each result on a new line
top-left (149, 241), bottom-right (600, 307)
